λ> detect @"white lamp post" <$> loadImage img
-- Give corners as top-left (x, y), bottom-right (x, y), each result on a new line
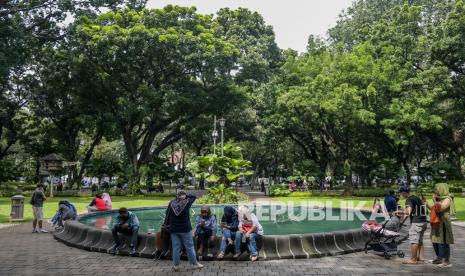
top-left (212, 116), bottom-right (218, 155)
top-left (218, 118), bottom-right (226, 157)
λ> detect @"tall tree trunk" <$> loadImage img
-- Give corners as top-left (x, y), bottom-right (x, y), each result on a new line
top-left (122, 130), bottom-right (141, 194)
top-left (34, 158), bottom-right (41, 183)
top-left (130, 160), bottom-right (140, 194)
top-left (77, 133), bottom-right (103, 190)
top-left (453, 151), bottom-right (464, 180)
top-left (342, 159), bottom-right (353, 196)
top-left (452, 129), bottom-right (465, 179)
top-left (402, 160), bottom-right (411, 187)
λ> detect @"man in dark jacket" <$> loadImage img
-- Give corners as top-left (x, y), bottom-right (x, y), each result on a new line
top-left (110, 207), bottom-right (140, 257)
top-left (166, 190), bottom-right (203, 271)
top-left (384, 190), bottom-right (398, 215)
top-left (217, 206), bottom-right (239, 260)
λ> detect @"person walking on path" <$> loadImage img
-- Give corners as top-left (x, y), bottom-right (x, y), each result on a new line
top-left (400, 186), bottom-right (427, 264)
top-left (424, 183), bottom-right (455, 268)
top-left (166, 190), bottom-right (203, 271)
top-left (31, 184), bottom-right (47, 233)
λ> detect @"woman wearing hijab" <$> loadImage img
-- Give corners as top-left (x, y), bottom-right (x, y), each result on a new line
top-left (217, 206), bottom-right (239, 260)
top-left (166, 190), bottom-right (203, 271)
top-left (424, 183), bottom-right (455, 268)
top-left (234, 205), bottom-right (264, 261)
top-left (193, 205), bottom-right (217, 260)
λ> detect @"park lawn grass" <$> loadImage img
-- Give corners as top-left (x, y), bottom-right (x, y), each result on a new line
top-left (0, 196), bottom-right (170, 223)
top-left (273, 195), bottom-right (465, 221)
top-left (1, 194), bottom-right (464, 223)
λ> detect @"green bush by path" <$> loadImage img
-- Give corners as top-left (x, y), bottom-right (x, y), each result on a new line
top-left (269, 185), bottom-right (291, 197)
top-left (0, 196), bottom-right (171, 223)
top-left (196, 184), bottom-right (249, 204)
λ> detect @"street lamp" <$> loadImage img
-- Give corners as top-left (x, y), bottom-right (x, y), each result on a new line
top-left (212, 130), bottom-right (218, 155)
top-left (212, 116), bottom-right (218, 155)
top-left (218, 117), bottom-right (226, 156)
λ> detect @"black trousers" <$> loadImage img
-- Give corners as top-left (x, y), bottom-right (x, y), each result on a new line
top-left (195, 228), bottom-right (213, 255)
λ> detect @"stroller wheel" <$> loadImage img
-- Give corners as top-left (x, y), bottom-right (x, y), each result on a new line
top-left (383, 252), bottom-right (391, 260)
top-left (397, 251), bottom-right (405, 258)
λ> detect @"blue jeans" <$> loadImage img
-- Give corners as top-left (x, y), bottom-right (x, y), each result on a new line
top-left (433, 243), bottom-right (450, 260)
top-left (220, 229), bottom-right (236, 252)
top-left (170, 232), bottom-right (197, 266)
top-left (235, 231), bottom-right (260, 256)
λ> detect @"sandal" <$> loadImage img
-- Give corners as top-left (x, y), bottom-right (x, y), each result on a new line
top-left (402, 260), bottom-right (418, 265)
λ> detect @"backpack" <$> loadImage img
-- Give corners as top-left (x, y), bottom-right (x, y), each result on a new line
top-left (30, 191), bottom-right (39, 205)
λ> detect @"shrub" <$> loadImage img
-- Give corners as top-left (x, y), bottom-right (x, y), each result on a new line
top-left (289, 191), bottom-right (313, 197)
top-left (269, 185), bottom-right (291, 197)
top-left (53, 190), bottom-right (81, 197)
top-left (0, 181), bottom-right (37, 197)
top-left (352, 188), bottom-right (390, 197)
top-left (196, 184), bottom-right (249, 204)
top-left (450, 187), bottom-right (463, 193)
top-left (139, 192), bottom-right (176, 198)
top-left (16, 182), bottom-right (37, 192)
top-left (0, 190), bottom-right (33, 197)
top-left (417, 182), bottom-right (435, 194)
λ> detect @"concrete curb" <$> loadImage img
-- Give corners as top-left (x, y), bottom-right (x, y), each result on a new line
top-left (54, 211), bottom-right (371, 260)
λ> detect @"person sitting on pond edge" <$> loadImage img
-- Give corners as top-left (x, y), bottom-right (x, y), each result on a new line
top-left (193, 205), bottom-right (217, 260)
top-left (110, 207), bottom-right (140, 257)
top-left (217, 205), bottom-right (239, 260)
top-left (234, 205), bottom-right (264, 262)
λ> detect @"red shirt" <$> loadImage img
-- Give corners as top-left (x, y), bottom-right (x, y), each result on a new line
top-left (95, 197), bottom-right (108, 211)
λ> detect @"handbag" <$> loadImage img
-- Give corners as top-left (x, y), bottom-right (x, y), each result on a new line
top-left (430, 203), bottom-right (441, 230)
top-left (154, 203), bottom-right (173, 260)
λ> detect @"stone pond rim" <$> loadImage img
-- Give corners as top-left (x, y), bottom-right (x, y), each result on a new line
top-left (54, 207), bottom-right (372, 260)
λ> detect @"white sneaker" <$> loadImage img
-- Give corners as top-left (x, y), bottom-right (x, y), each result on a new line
top-left (191, 263), bottom-right (204, 270)
top-left (39, 229), bottom-right (48, 233)
top-left (172, 265), bottom-right (180, 272)
top-left (438, 263), bottom-right (452, 268)
top-left (32, 229), bottom-right (38, 233)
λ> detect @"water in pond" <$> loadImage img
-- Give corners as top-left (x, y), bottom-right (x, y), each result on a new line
top-left (78, 205), bottom-right (377, 235)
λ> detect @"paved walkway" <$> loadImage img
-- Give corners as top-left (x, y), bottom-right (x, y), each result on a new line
top-left (0, 222), bottom-right (463, 276)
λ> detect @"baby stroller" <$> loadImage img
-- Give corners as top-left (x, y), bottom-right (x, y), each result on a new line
top-left (362, 215), bottom-right (408, 259)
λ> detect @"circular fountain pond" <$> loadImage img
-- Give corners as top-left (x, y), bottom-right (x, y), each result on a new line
top-left (54, 205), bottom-right (373, 260)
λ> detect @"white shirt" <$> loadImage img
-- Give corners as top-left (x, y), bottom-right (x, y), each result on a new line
top-left (239, 213), bottom-right (264, 235)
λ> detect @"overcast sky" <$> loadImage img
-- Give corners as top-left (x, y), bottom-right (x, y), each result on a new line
top-left (146, 0), bottom-right (354, 53)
